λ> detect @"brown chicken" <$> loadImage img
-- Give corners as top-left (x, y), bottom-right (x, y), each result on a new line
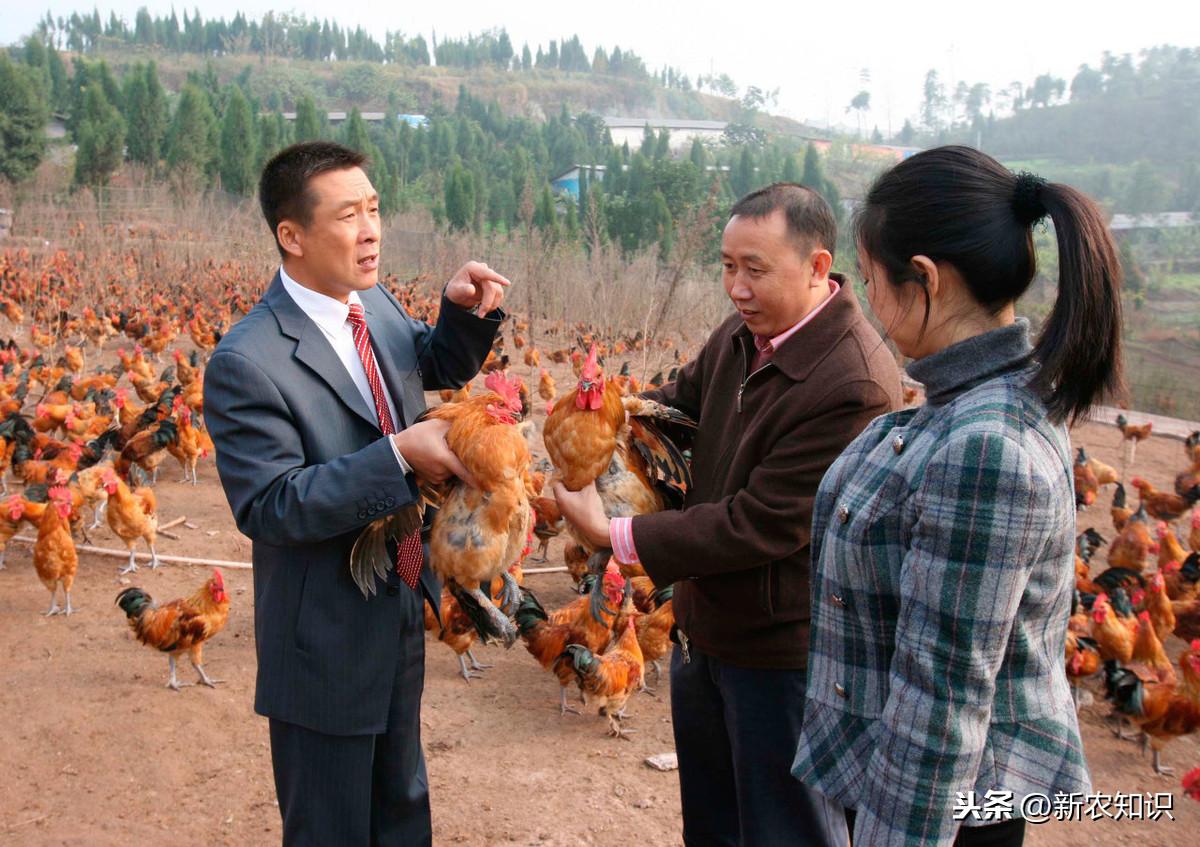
top-left (515, 566), bottom-right (626, 714)
top-left (556, 614), bottom-right (645, 739)
top-left (1074, 447), bottom-right (1100, 509)
top-left (351, 372), bottom-right (531, 646)
top-left (542, 345), bottom-right (694, 618)
top-left (166, 406), bottom-right (212, 484)
top-left (0, 487), bottom-right (47, 570)
top-left (537, 369), bottom-right (556, 405)
top-left (613, 583), bottom-right (675, 690)
top-left (116, 569), bottom-right (230, 690)
top-left (115, 417), bottom-right (178, 483)
top-left (1090, 593), bottom-right (1135, 663)
top-left (1190, 508), bottom-right (1200, 553)
top-left (529, 495), bottom-right (563, 563)
top-left (1105, 639), bottom-right (1200, 775)
top-left (1132, 476), bottom-right (1200, 524)
top-left (1157, 523), bottom-right (1189, 573)
top-left (1064, 631), bottom-right (1102, 708)
top-left (99, 466), bottom-right (159, 573)
top-left (1162, 553), bottom-right (1200, 603)
top-left (1108, 504), bottom-right (1158, 572)
top-left (1127, 611), bottom-right (1176, 686)
top-left (33, 485), bottom-right (78, 617)
top-left (1116, 414), bottom-right (1153, 470)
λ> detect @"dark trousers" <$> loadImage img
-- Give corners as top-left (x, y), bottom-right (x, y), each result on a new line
top-left (269, 585), bottom-right (430, 847)
top-left (670, 645), bottom-right (847, 847)
top-left (844, 809), bottom-right (1025, 847)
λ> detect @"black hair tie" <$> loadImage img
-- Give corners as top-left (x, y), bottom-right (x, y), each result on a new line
top-left (1012, 171), bottom-right (1048, 226)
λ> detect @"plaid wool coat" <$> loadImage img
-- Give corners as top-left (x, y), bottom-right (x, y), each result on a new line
top-left (792, 321), bottom-right (1091, 846)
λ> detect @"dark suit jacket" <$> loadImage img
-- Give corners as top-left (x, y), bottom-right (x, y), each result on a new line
top-left (204, 273), bottom-right (501, 735)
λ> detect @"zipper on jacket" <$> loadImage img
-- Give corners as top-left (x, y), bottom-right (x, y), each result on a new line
top-left (677, 629), bottom-right (691, 664)
top-left (735, 344), bottom-right (773, 413)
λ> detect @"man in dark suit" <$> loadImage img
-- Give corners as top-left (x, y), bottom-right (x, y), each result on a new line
top-left (204, 141), bottom-right (509, 846)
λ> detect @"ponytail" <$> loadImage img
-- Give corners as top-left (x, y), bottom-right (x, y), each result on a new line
top-left (1033, 183), bottom-right (1124, 424)
top-left (855, 145), bottom-right (1124, 425)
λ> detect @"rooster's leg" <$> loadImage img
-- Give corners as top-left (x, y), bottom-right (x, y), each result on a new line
top-left (456, 653), bottom-right (485, 682)
top-left (607, 712), bottom-right (636, 741)
top-left (120, 548), bottom-right (137, 575)
top-left (465, 648), bottom-right (492, 671)
top-left (0, 547), bottom-right (6, 570)
top-left (151, 467), bottom-right (159, 485)
top-left (193, 663), bottom-right (223, 688)
top-left (558, 687), bottom-right (580, 716)
top-left (531, 538), bottom-right (550, 564)
top-left (148, 542), bottom-right (159, 570)
top-left (1152, 748), bottom-right (1174, 776)
top-left (166, 656), bottom-right (193, 691)
top-left (89, 501), bottom-right (106, 531)
top-left (497, 570), bottom-right (522, 616)
top-left (43, 590), bottom-right (61, 616)
top-left (462, 585), bottom-right (518, 647)
top-left (62, 590), bottom-right (74, 616)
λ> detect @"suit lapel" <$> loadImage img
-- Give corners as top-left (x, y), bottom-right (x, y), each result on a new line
top-left (265, 274), bottom-right (381, 432)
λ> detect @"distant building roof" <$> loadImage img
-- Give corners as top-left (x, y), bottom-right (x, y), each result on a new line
top-left (1110, 212), bottom-right (1197, 231)
top-left (280, 111), bottom-right (428, 127)
top-left (603, 117), bottom-right (727, 131)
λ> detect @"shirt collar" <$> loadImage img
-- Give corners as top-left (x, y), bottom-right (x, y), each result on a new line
top-left (906, 318), bottom-right (1034, 406)
top-left (753, 279), bottom-right (841, 356)
top-left (278, 265), bottom-right (363, 337)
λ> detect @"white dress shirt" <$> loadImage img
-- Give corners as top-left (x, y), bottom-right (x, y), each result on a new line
top-left (279, 266), bottom-right (412, 474)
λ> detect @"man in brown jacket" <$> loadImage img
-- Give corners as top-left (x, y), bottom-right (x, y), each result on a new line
top-left (556, 183), bottom-right (901, 846)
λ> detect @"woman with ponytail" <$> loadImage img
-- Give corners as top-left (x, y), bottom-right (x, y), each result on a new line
top-left (793, 146), bottom-right (1119, 846)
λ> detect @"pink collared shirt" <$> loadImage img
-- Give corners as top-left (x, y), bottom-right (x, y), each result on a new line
top-left (610, 280), bottom-right (841, 565)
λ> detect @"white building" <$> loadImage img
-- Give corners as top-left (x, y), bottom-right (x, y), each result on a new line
top-left (602, 117), bottom-right (727, 152)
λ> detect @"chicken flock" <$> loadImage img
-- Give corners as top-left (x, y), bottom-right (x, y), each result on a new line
top-left (4, 244), bottom-right (1200, 783)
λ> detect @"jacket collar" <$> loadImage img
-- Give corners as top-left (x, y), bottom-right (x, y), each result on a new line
top-left (264, 272), bottom-right (383, 430)
top-left (730, 273), bottom-right (862, 382)
top-left (906, 318), bottom-right (1033, 406)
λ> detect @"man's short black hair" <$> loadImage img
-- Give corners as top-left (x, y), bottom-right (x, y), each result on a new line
top-left (259, 141), bottom-right (369, 258)
top-left (729, 182), bottom-right (838, 260)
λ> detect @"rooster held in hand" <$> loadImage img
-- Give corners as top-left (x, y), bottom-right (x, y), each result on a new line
top-left (542, 345), bottom-right (694, 620)
top-left (350, 372), bottom-right (532, 646)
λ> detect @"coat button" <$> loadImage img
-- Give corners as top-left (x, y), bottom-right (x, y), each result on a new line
top-left (834, 682), bottom-right (847, 698)
top-left (831, 594), bottom-right (846, 608)
top-left (357, 510), bottom-right (368, 520)
top-left (892, 434), bottom-right (905, 454)
top-left (837, 504), bottom-right (850, 524)
top-left (376, 501), bottom-right (386, 511)
top-left (386, 586), bottom-right (399, 596)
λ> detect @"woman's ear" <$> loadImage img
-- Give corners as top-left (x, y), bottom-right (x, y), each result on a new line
top-left (911, 255), bottom-right (939, 298)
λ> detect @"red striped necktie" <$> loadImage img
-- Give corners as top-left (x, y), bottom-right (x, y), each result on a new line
top-left (347, 303), bottom-right (423, 590)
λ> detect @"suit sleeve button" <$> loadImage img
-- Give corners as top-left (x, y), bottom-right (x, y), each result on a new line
top-left (385, 496), bottom-right (396, 507)
top-left (357, 510), bottom-right (368, 520)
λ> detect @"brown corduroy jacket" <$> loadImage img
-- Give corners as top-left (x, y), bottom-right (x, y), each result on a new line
top-left (635, 279), bottom-right (902, 669)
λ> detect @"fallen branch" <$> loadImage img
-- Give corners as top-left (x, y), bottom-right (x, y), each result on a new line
top-left (159, 516), bottom-right (187, 531)
top-left (7, 536), bottom-right (575, 576)
top-left (9, 536), bottom-right (252, 570)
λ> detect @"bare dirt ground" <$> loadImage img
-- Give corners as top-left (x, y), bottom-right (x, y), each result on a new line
top-left (1, 359), bottom-right (1198, 845)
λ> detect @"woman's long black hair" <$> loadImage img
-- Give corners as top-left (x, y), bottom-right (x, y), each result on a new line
top-left (855, 145), bottom-right (1123, 424)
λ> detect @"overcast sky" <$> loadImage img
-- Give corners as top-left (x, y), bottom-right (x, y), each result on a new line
top-left (4, 1), bottom-right (1192, 130)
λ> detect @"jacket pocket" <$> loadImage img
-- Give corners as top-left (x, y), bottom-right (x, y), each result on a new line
top-left (292, 559), bottom-right (314, 653)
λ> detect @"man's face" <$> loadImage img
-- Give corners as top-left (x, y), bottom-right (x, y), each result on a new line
top-left (282, 166), bottom-right (381, 302)
top-left (721, 210), bottom-right (825, 338)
